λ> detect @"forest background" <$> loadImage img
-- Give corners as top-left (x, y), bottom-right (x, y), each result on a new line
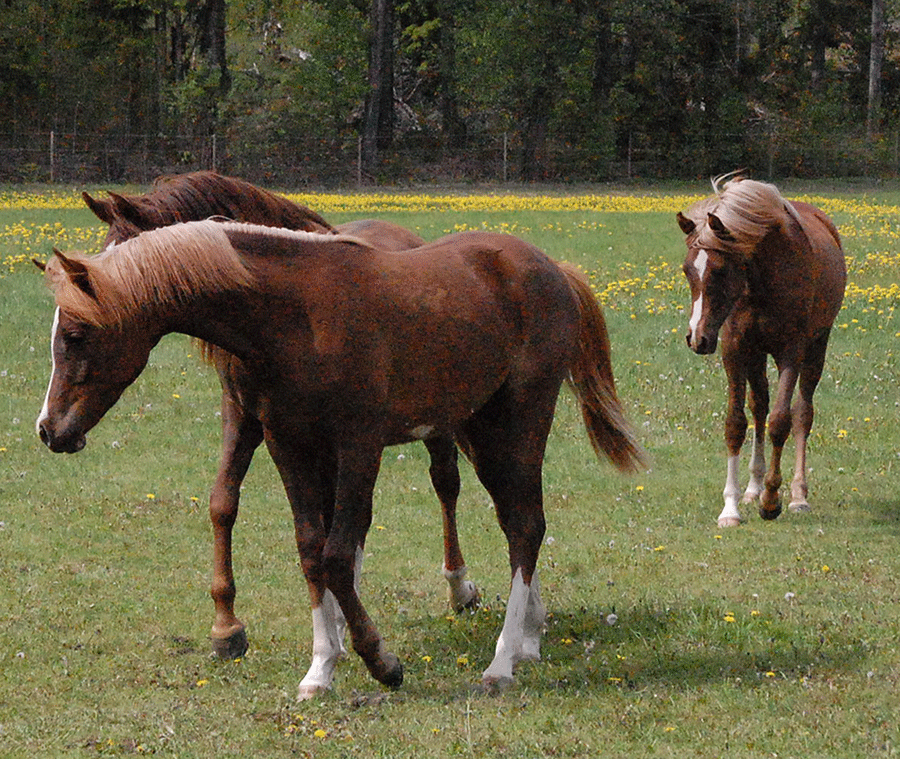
top-left (4, 0), bottom-right (900, 186)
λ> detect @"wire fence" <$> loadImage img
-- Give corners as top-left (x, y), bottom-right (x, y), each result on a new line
top-left (3, 128), bottom-right (900, 186)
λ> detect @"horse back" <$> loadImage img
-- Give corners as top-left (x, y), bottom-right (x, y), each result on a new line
top-left (222, 228), bottom-right (581, 436)
top-left (789, 201), bottom-right (847, 322)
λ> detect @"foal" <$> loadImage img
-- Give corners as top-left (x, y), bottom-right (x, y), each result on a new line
top-left (677, 174), bottom-right (846, 527)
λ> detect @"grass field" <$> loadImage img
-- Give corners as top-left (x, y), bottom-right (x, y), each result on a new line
top-left (1, 181), bottom-right (899, 758)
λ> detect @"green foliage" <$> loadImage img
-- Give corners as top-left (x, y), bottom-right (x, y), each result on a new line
top-left (5, 0), bottom-right (900, 181)
top-left (223, 0), bottom-right (368, 178)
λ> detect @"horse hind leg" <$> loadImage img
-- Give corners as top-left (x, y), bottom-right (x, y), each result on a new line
top-left (788, 334), bottom-right (830, 513)
top-left (760, 364), bottom-right (801, 520)
top-left (463, 388), bottom-right (554, 690)
top-left (424, 436), bottom-right (480, 612)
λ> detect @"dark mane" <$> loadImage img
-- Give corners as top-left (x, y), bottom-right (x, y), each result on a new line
top-left (102, 171), bottom-right (335, 235)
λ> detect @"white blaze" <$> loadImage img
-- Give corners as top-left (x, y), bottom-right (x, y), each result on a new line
top-left (36, 307), bottom-right (60, 436)
top-left (688, 250), bottom-right (708, 340)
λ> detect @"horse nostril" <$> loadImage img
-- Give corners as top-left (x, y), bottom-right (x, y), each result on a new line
top-left (38, 422), bottom-right (52, 448)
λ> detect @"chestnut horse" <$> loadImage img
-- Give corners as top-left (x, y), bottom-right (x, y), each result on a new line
top-left (83, 172), bottom-right (481, 666)
top-left (36, 220), bottom-right (644, 697)
top-left (677, 175), bottom-right (846, 527)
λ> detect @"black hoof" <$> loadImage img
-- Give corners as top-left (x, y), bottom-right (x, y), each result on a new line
top-left (383, 662), bottom-right (404, 690)
top-left (759, 505), bottom-right (782, 521)
top-left (370, 652), bottom-right (404, 689)
top-left (211, 627), bottom-right (249, 660)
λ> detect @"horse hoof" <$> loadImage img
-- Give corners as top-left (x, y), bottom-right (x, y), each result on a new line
top-left (481, 674), bottom-right (514, 695)
top-left (297, 683), bottom-right (329, 702)
top-left (788, 501), bottom-right (811, 514)
top-left (210, 626), bottom-right (249, 660)
top-left (717, 516), bottom-right (743, 528)
top-left (759, 504), bottom-right (782, 521)
top-left (371, 653), bottom-right (404, 689)
top-left (451, 582), bottom-right (481, 613)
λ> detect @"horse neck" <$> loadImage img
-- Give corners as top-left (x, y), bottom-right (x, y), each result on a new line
top-left (744, 224), bottom-right (813, 307)
top-left (163, 290), bottom-right (266, 367)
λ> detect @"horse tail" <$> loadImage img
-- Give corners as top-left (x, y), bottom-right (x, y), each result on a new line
top-left (560, 262), bottom-right (647, 473)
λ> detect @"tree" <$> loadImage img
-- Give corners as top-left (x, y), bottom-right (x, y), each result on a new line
top-left (361, 0), bottom-right (396, 176)
top-left (868, 0), bottom-right (885, 138)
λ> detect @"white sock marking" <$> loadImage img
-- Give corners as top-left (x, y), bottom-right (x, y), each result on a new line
top-left (482, 568), bottom-right (546, 685)
top-left (718, 454), bottom-right (743, 525)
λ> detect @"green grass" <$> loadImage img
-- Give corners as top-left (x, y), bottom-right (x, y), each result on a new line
top-left (1, 186), bottom-right (899, 757)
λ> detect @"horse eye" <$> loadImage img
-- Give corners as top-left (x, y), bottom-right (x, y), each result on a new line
top-left (63, 330), bottom-right (86, 345)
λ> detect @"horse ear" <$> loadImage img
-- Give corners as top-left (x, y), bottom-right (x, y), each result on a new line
top-left (32, 257), bottom-right (47, 272)
top-left (82, 191), bottom-right (116, 224)
top-left (676, 212), bottom-right (695, 235)
top-left (108, 192), bottom-right (150, 229)
top-left (53, 248), bottom-right (98, 300)
top-left (707, 213), bottom-right (734, 240)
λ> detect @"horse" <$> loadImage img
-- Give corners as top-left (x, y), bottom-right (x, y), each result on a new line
top-left (677, 174), bottom-right (846, 528)
top-left (82, 171), bottom-right (480, 668)
top-left (36, 220), bottom-right (644, 697)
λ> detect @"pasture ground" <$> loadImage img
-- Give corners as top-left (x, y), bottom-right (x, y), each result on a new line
top-left (0, 182), bottom-right (898, 758)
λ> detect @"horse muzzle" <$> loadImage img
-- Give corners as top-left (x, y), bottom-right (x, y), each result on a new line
top-left (686, 331), bottom-right (718, 355)
top-left (38, 420), bottom-right (87, 453)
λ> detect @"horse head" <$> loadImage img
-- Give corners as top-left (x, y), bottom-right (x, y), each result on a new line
top-left (83, 190), bottom-right (169, 246)
top-left (677, 210), bottom-right (748, 355)
top-left (34, 250), bottom-right (158, 453)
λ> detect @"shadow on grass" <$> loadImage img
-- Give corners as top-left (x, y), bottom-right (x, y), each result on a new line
top-left (387, 597), bottom-right (870, 702)
top-left (858, 496), bottom-right (900, 534)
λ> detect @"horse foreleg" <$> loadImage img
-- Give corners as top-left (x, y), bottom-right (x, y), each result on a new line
top-left (719, 354), bottom-right (749, 527)
top-left (265, 434), bottom-right (347, 700)
top-left (424, 436), bottom-right (480, 612)
top-left (324, 446), bottom-right (403, 690)
top-left (742, 353), bottom-right (770, 506)
top-left (761, 363), bottom-right (800, 519)
top-left (209, 396), bottom-right (264, 659)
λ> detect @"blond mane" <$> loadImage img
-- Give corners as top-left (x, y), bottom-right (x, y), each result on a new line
top-left (694, 174), bottom-right (800, 256)
top-left (45, 221), bottom-right (359, 327)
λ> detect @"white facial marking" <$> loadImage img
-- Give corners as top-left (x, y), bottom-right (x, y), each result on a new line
top-left (688, 250), bottom-right (709, 340)
top-left (36, 307), bottom-right (60, 435)
top-left (694, 249), bottom-right (709, 280)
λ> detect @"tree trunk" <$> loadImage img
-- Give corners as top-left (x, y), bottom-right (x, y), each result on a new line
top-left (868, 0), bottom-right (885, 140)
top-left (361, 0), bottom-right (395, 177)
